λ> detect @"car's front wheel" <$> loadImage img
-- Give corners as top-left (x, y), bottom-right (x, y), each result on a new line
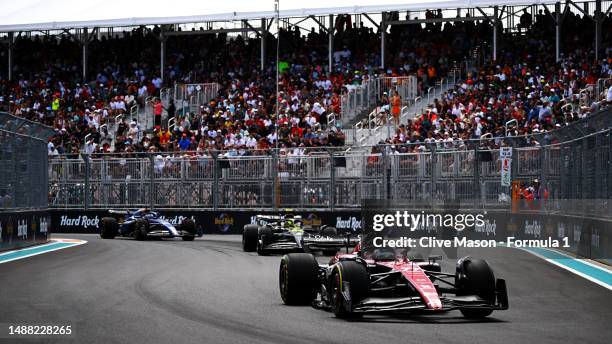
top-left (331, 261), bottom-right (369, 318)
top-left (181, 218), bottom-right (196, 241)
top-left (133, 220), bottom-right (149, 241)
top-left (257, 227), bottom-right (273, 255)
top-left (242, 225), bottom-right (259, 252)
top-left (455, 257), bottom-right (496, 318)
top-left (279, 253), bottom-right (319, 305)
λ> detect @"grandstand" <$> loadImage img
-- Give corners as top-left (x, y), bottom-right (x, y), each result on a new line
top-left (0, 1), bottom-right (610, 158)
top-left (0, 1), bottom-right (609, 174)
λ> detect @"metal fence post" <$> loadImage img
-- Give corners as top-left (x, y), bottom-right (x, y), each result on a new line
top-left (330, 150), bottom-right (336, 211)
top-left (473, 147), bottom-right (480, 209)
top-left (540, 145), bottom-right (547, 189)
top-left (608, 130), bottom-right (612, 203)
top-left (213, 154), bottom-right (218, 210)
top-left (272, 150), bottom-right (278, 211)
top-left (149, 155), bottom-right (155, 210)
top-left (82, 153), bottom-right (90, 210)
top-left (431, 147), bottom-right (438, 209)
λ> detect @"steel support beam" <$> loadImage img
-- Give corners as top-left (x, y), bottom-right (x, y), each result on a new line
top-left (556, 2), bottom-right (561, 62)
top-left (82, 28), bottom-right (88, 82)
top-left (381, 12), bottom-right (386, 69)
top-left (328, 14), bottom-right (333, 73)
top-left (595, 0), bottom-right (602, 60)
top-left (160, 28), bottom-right (166, 84)
top-left (493, 6), bottom-right (498, 62)
top-left (261, 18), bottom-right (266, 71)
top-left (7, 32), bottom-right (13, 81)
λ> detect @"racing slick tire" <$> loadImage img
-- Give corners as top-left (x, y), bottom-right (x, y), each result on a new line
top-left (455, 257), bottom-right (496, 319)
top-left (331, 260), bottom-right (369, 318)
top-left (321, 226), bottom-right (337, 236)
top-left (180, 218), bottom-right (196, 241)
top-left (321, 227), bottom-right (338, 256)
top-left (242, 225), bottom-right (259, 252)
top-left (279, 253), bottom-right (319, 305)
top-left (133, 220), bottom-right (149, 241)
top-left (257, 227), bottom-right (273, 255)
top-left (100, 217), bottom-right (118, 239)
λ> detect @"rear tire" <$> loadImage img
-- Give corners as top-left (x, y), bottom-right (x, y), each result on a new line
top-left (321, 226), bottom-right (337, 236)
top-left (100, 217), bottom-right (118, 239)
top-left (455, 257), bottom-right (496, 318)
top-left (331, 261), bottom-right (369, 318)
top-left (279, 253), bottom-right (319, 305)
top-left (321, 227), bottom-right (338, 256)
top-left (242, 225), bottom-right (258, 252)
top-left (181, 218), bottom-right (196, 241)
top-left (133, 220), bottom-right (149, 241)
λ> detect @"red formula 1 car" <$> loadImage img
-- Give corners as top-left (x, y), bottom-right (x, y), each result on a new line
top-left (279, 245), bottom-right (508, 319)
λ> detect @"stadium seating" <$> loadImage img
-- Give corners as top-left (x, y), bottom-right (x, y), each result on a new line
top-left (0, 10), bottom-right (610, 157)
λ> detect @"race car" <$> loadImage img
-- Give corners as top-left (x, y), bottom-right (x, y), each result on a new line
top-left (99, 208), bottom-right (198, 241)
top-left (242, 214), bottom-right (357, 255)
top-left (278, 246), bottom-right (508, 319)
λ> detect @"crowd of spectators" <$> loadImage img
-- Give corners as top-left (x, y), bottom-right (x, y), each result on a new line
top-left (373, 9), bottom-right (612, 154)
top-left (0, 8), bottom-right (610, 160)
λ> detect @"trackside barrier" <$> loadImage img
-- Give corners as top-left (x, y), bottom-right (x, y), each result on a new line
top-left (0, 120), bottom-right (51, 252)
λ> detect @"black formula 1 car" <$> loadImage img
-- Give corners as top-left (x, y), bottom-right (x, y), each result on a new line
top-left (242, 214), bottom-right (357, 255)
top-left (279, 246), bottom-right (508, 319)
top-left (99, 209), bottom-right (198, 241)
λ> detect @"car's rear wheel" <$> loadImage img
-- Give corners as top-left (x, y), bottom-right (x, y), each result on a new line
top-left (455, 257), bottom-right (496, 318)
top-left (279, 253), bottom-right (319, 305)
top-left (321, 226), bottom-right (337, 236)
top-left (100, 217), bottom-right (118, 239)
top-left (181, 218), bottom-right (196, 241)
top-left (331, 261), bottom-right (369, 318)
top-left (133, 220), bottom-right (149, 241)
top-left (321, 227), bottom-right (338, 256)
top-left (242, 225), bottom-right (259, 251)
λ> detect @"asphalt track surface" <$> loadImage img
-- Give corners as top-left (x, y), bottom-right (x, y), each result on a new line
top-left (0, 234), bottom-right (610, 344)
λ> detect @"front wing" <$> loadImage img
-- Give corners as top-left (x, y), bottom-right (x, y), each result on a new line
top-left (340, 279), bottom-right (509, 314)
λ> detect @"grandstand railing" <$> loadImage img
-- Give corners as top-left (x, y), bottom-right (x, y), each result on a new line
top-left (48, 126), bottom-right (611, 219)
top-left (172, 83), bottom-right (221, 116)
top-left (341, 75), bottom-right (419, 125)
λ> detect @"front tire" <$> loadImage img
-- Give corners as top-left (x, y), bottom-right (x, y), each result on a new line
top-left (100, 217), bottom-right (118, 239)
top-left (181, 218), bottom-right (196, 241)
top-left (242, 225), bottom-right (258, 251)
top-left (455, 257), bottom-right (496, 318)
top-left (331, 261), bottom-right (369, 318)
top-left (257, 227), bottom-right (273, 255)
top-left (279, 253), bottom-right (319, 305)
top-left (133, 220), bottom-right (149, 241)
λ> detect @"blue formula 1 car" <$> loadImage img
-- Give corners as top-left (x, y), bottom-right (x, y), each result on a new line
top-left (99, 209), bottom-right (198, 241)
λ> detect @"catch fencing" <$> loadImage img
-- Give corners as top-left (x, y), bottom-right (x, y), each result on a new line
top-left (48, 128), bottom-right (611, 219)
top-left (1, 129), bottom-right (48, 210)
